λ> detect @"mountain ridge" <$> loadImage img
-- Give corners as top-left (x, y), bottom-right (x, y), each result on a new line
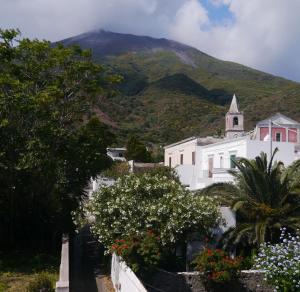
top-left (57, 30), bottom-right (300, 145)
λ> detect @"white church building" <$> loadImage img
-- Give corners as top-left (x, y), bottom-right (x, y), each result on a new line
top-left (164, 94), bottom-right (300, 190)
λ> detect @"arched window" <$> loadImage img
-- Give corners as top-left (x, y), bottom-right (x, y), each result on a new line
top-left (233, 116), bottom-right (239, 126)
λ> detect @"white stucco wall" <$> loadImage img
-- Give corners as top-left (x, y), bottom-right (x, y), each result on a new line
top-left (246, 140), bottom-right (295, 166)
top-left (201, 137), bottom-right (247, 173)
top-left (56, 235), bottom-right (69, 292)
top-left (168, 135), bottom-right (298, 190)
top-left (175, 165), bottom-right (196, 187)
top-left (111, 253), bottom-right (147, 292)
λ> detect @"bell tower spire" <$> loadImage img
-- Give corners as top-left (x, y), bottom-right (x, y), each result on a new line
top-left (225, 94), bottom-right (244, 139)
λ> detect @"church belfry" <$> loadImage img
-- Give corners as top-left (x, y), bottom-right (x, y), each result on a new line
top-left (225, 94), bottom-right (244, 139)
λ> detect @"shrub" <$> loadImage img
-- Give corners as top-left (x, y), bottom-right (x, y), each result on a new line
top-left (74, 173), bottom-right (221, 250)
top-left (73, 173), bottom-right (221, 272)
top-left (137, 166), bottom-right (180, 182)
top-left (0, 282), bottom-right (8, 292)
top-left (254, 228), bottom-right (300, 291)
top-left (111, 229), bottom-right (161, 272)
top-left (102, 161), bottom-right (130, 179)
top-left (193, 249), bottom-right (243, 285)
top-left (26, 272), bottom-right (55, 292)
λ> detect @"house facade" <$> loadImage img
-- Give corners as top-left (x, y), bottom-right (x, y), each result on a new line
top-left (164, 95), bottom-right (300, 190)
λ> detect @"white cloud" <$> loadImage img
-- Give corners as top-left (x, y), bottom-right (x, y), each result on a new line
top-left (0, 0), bottom-right (300, 81)
top-left (0, 0), bottom-right (173, 40)
top-left (170, 0), bottom-right (300, 81)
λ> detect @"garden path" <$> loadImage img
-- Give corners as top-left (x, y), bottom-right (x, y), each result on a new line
top-left (70, 226), bottom-right (113, 292)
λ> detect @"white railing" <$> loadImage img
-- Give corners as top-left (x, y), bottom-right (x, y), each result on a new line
top-left (111, 253), bottom-right (147, 292)
top-left (212, 176), bottom-right (234, 183)
top-left (56, 234), bottom-right (69, 292)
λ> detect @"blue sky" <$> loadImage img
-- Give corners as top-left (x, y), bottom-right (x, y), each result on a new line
top-left (0, 0), bottom-right (300, 82)
top-left (200, 0), bottom-right (233, 26)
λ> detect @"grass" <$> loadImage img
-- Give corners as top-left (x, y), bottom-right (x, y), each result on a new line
top-left (0, 252), bottom-right (59, 292)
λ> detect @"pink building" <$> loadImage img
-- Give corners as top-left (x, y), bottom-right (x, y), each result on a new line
top-left (255, 113), bottom-right (300, 143)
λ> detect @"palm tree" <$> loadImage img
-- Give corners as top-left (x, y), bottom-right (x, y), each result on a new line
top-left (202, 149), bottom-right (300, 249)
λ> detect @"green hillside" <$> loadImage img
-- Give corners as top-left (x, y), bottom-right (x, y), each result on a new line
top-left (59, 30), bottom-right (300, 146)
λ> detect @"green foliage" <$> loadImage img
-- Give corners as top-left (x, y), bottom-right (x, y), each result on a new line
top-left (137, 165), bottom-right (180, 182)
top-left (0, 252), bottom-right (58, 274)
top-left (102, 161), bottom-right (130, 179)
top-left (26, 272), bottom-right (55, 292)
top-left (74, 173), bottom-right (221, 250)
top-left (202, 149), bottom-right (300, 249)
top-left (125, 135), bottom-right (152, 162)
top-left (96, 45), bottom-right (300, 145)
top-left (110, 230), bottom-right (161, 273)
top-left (0, 252), bottom-right (58, 292)
top-left (0, 29), bottom-right (117, 250)
top-left (0, 282), bottom-right (8, 292)
top-left (193, 249), bottom-right (243, 285)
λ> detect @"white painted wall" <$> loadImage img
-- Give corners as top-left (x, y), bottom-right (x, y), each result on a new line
top-left (111, 253), bottom-right (147, 292)
top-left (246, 140), bottom-right (295, 165)
top-left (175, 165), bottom-right (196, 187)
top-left (56, 235), bottom-right (69, 292)
top-left (201, 137), bottom-right (247, 173)
top-left (220, 207), bottom-right (236, 233)
top-left (179, 136), bottom-right (297, 190)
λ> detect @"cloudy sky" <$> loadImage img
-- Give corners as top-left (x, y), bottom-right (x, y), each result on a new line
top-left (1, 0), bottom-right (300, 81)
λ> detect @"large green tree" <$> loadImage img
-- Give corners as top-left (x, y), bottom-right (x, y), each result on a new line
top-left (0, 29), bottom-right (118, 250)
top-left (125, 135), bottom-right (152, 162)
top-left (202, 149), bottom-right (300, 249)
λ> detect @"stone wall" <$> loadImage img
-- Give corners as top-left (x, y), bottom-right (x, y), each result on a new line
top-left (143, 269), bottom-right (273, 292)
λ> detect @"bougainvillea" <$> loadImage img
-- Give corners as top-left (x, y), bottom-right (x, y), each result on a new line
top-left (254, 228), bottom-right (300, 291)
top-left (74, 173), bottom-right (221, 250)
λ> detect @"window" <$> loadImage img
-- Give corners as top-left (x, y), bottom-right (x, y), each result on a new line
top-left (230, 154), bottom-right (237, 168)
top-left (169, 157), bottom-right (172, 167)
top-left (233, 116), bottom-right (239, 126)
top-left (220, 156), bottom-right (224, 168)
top-left (276, 132), bottom-right (281, 142)
top-left (208, 156), bottom-right (214, 178)
top-left (192, 151), bottom-right (196, 165)
top-left (180, 154), bottom-right (183, 165)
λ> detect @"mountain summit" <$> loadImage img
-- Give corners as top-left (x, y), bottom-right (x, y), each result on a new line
top-left (60, 30), bottom-right (196, 57)
top-left (58, 30), bottom-right (300, 145)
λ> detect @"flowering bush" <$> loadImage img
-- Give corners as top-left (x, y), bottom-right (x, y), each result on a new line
top-left (193, 249), bottom-right (243, 284)
top-left (74, 173), bottom-right (221, 253)
top-left (110, 229), bottom-right (161, 272)
top-left (254, 228), bottom-right (300, 291)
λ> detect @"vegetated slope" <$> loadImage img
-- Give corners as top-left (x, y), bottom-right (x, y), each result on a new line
top-left (59, 30), bottom-right (300, 145)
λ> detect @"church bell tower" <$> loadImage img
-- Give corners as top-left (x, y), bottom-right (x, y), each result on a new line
top-left (225, 94), bottom-right (244, 139)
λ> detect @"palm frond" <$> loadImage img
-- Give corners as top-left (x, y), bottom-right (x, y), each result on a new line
top-left (220, 149), bottom-right (300, 248)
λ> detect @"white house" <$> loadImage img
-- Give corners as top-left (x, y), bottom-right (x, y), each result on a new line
top-left (107, 147), bottom-right (126, 161)
top-left (164, 94), bottom-right (300, 190)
